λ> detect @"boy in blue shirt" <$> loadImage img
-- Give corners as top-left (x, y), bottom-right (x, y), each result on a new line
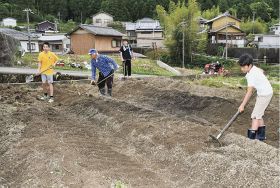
top-left (238, 54), bottom-right (273, 140)
top-left (89, 49), bottom-right (119, 96)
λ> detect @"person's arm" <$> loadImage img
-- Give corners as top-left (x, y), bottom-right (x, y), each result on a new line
top-left (37, 54), bottom-right (42, 74)
top-left (238, 86), bottom-right (254, 112)
top-left (119, 46), bottom-right (124, 61)
top-left (130, 45), bottom-right (134, 59)
top-left (91, 60), bottom-right (97, 80)
top-left (52, 53), bottom-right (59, 67)
top-left (106, 56), bottom-right (119, 71)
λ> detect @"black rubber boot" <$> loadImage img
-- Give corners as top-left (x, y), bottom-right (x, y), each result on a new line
top-left (107, 88), bottom-right (112, 96)
top-left (247, 129), bottom-right (257, 139)
top-left (256, 126), bottom-right (266, 141)
top-left (99, 88), bottom-right (106, 95)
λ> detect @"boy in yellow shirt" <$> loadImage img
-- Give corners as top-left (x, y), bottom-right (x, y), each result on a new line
top-left (37, 42), bottom-right (58, 103)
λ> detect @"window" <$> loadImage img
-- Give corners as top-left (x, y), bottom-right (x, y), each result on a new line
top-left (258, 37), bottom-right (263, 42)
top-left (52, 44), bottom-right (60, 50)
top-left (27, 43), bottom-right (36, 51)
top-left (112, 39), bottom-right (121, 48)
top-left (96, 19), bottom-right (101, 23)
top-left (141, 31), bottom-right (152, 34)
top-left (104, 19), bottom-right (111, 24)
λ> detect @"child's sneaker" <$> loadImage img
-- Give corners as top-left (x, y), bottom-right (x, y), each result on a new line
top-left (48, 98), bottom-right (54, 103)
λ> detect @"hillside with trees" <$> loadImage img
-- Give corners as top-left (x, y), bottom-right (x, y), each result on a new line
top-left (0, 0), bottom-right (278, 23)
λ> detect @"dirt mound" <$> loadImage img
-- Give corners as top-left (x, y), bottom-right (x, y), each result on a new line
top-left (0, 78), bottom-right (279, 187)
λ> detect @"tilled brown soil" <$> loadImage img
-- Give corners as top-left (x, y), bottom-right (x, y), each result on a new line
top-left (0, 77), bottom-right (279, 187)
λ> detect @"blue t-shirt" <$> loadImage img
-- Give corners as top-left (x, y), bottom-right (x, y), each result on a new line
top-left (91, 55), bottom-right (119, 80)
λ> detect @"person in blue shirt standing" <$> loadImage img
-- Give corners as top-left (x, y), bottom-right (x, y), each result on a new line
top-left (89, 49), bottom-right (119, 96)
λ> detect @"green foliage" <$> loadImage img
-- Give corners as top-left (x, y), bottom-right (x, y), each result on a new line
top-left (240, 19), bottom-right (268, 34)
top-left (0, 0), bottom-right (278, 28)
top-left (19, 53), bottom-right (175, 76)
top-left (58, 20), bottom-right (77, 33)
top-left (157, 0), bottom-right (205, 66)
top-left (197, 0), bottom-right (278, 21)
top-left (114, 180), bottom-right (127, 188)
top-left (250, 1), bottom-right (273, 22)
top-left (194, 33), bottom-right (208, 54)
top-left (44, 14), bottom-right (56, 22)
top-left (107, 21), bottom-right (126, 33)
top-left (191, 54), bottom-right (235, 68)
top-left (201, 5), bottom-right (220, 19)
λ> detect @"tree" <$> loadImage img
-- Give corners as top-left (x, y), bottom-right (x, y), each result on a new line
top-left (201, 5), bottom-right (220, 19)
top-left (240, 19), bottom-right (268, 35)
top-left (250, 1), bottom-right (273, 22)
top-left (107, 21), bottom-right (126, 33)
top-left (157, 0), bottom-right (205, 66)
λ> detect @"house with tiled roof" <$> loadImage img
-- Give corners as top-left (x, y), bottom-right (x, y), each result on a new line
top-left (0, 28), bottom-right (39, 53)
top-left (206, 12), bottom-right (245, 47)
top-left (92, 11), bottom-right (113, 27)
top-left (67, 24), bottom-right (124, 54)
top-left (124, 18), bottom-right (164, 48)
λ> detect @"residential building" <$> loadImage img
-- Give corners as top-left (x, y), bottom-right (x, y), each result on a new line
top-left (38, 34), bottom-right (70, 54)
top-left (123, 22), bottom-right (137, 47)
top-left (35, 20), bottom-right (57, 33)
top-left (92, 12), bottom-right (113, 27)
top-left (206, 12), bottom-right (245, 47)
top-left (0, 28), bottom-right (39, 53)
top-left (269, 23), bottom-right (280, 35)
top-left (124, 18), bottom-right (164, 48)
top-left (67, 24), bottom-right (124, 54)
top-left (253, 34), bottom-right (280, 48)
top-left (1, 18), bottom-right (17, 27)
top-left (198, 17), bottom-right (209, 33)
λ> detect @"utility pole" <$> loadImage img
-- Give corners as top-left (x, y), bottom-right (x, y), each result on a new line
top-left (225, 13), bottom-right (228, 60)
top-left (23, 8), bottom-right (33, 54)
top-left (183, 24), bottom-right (185, 68)
top-left (253, 12), bottom-right (256, 34)
top-left (179, 19), bottom-right (186, 68)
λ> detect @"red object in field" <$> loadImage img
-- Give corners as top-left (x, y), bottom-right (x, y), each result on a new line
top-left (203, 62), bottom-right (228, 76)
top-left (56, 61), bottom-right (65, 67)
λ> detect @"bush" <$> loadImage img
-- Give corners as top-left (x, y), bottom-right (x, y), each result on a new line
top-left (191, 54), bottom-right (235, 68)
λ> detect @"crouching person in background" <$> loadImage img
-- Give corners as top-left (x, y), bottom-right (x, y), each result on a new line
top-left (89, 49), bottom-right (119, 96)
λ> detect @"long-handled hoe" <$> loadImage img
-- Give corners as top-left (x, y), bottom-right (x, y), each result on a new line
top-left (209, 110), bottom-right (240, 146)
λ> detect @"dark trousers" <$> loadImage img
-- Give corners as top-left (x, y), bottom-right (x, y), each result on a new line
top-left (98, 71), bottom-right (114, 90)
top-left (123, 59), bottom-right (131, 76)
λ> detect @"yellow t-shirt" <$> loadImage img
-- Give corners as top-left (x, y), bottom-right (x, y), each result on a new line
top-left (38, 51), bottom-right (58, 75)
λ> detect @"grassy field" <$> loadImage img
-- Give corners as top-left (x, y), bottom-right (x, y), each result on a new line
top-left (18, 53), bottom-right (175, 76)
top-left (17, 53), bottom-right (279, 94)
top-left (188, 62), bottom-right (279, 95)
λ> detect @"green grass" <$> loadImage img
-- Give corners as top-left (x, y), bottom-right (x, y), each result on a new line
top-left (18, 53), bottom-right (175, 76)
top-left (194, 76), bottom-right (247, 88)
top-left (114, 180), bottom-right (127, 188)
top-left (192, 74), bottom-right (279, 95)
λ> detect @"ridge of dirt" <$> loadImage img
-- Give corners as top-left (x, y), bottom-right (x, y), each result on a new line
top-left (0, 78), bottom-right (279, 187)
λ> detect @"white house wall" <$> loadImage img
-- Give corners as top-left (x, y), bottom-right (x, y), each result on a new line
top-left (92, 13), bottom-right (113, 27)
top-left (137, 39), bottom-right (164, 48)
top-left (216, 39), bottom-right (245, 47)
top-left (2, 18), bottom-right (17, 27)
top-left (254, 35), bottom-right (280, 48)
top-left (137, 32), bottom-right (163, 39)
top-left (20, 41), bottom-right (39, 53)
